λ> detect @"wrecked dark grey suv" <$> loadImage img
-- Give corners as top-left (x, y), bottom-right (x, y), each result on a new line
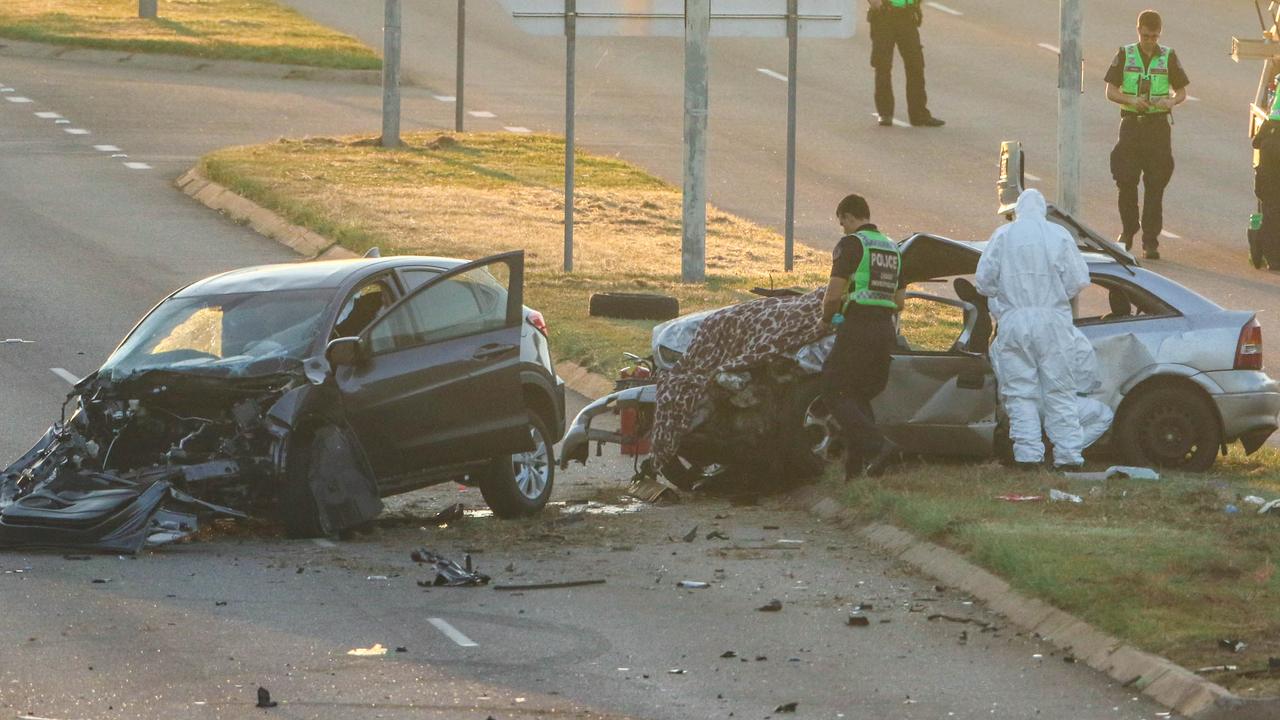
top-left (0, 251), bottom-right (565, 552)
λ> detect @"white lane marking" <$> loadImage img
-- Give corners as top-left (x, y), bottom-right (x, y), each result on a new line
top-left (926, 1), bottom-right (962, 16)
top-left (111, 153), bottom-right (129, 158)
top-left (51, 368), bottom-right (79, 384)
top-left (54, 119), bottom-right (70, 124)
top-left (34, 111), bottom-right (62, 119)
top-left (431, 94), bottom-right (456, 102)
top-left (5, 96), bottom-right (33, 103)
top-left (123, 162), bottom-right (152, 170)
top-left (756, 67), bottom-right (788, 82)
top-left (63, 128), bottom-right (90, 135)
top-left (1, 338), bottom-right (34, 344)
top-left (467, 110), bottom-right (496, 118)
top-left (1037, 43), bottom-right (1060, 54)
top-left (1025, 172), bottom-right (1042, 181)
top-left (868, 112), bottom-right (911, 128)
top-left (0, 87), bottom-right (15, 92)
top-left (1160, 230), bottom-right (1181, 239)
top-left (428, 618), bottom-right (478, 647)
top-left (93, 144), bottom-right (121, 152)
top-left (311, 538), bottom-right (337, 548)
top-left (503, 126), bottom-right (532, 133)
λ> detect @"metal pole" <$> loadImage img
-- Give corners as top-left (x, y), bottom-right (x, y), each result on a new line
top-left (381, 0), bottom-right (402, 147)
top-left (1057, 0), bottom-right (1082, 214)
top-left (139, 0), bottom-right (157, 19)
top-left (456, 0), bottom-right (466, 132)
top-left (564, 0), bottom-right (577, 272)
top-left (784, 0), bottom-right (798, 272)
top-left (682, 0), bottom-right (710, 283)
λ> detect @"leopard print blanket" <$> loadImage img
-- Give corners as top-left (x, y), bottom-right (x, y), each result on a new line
top-left (650, 288), bottom-right (827, 468)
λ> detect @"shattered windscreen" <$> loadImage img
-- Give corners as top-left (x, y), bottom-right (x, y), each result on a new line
top-left (99, 289), bottom-right (332, 380)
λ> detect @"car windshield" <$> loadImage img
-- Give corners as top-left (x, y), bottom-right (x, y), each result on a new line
top-left (100, 289), bottom-right (332, 381)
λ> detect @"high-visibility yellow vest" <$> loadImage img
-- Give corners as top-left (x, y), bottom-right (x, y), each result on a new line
top-left (1120, 43), bottom-right (1171, 114)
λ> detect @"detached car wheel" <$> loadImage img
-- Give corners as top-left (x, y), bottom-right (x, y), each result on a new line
top-left (480, 414), bottom-right (555, 518)
top-left (1117, 386), bottom-right (1221, 472)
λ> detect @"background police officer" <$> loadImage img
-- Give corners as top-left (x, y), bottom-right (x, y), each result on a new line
top-left (868, 0), bottom-right (944, 127)
top-left (1252, 90), bottom-right (1280, 270)
top-left (821, 194), bottom-right (905, 479)
top-left (1104, 9), bottom-right (1189, 260)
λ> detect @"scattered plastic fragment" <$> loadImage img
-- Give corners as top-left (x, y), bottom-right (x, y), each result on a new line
top-left (367, 575), bottom-right (389, 581)
top-left (1259, 499), bottom-right (1280, 515)
top-left (1220, 639), bottom-right (1248, 653)
top-left (775, 702), bottom-right (798, 713)
top-left (927, 614), bottom-right (990, 627)
top-left (721, 650), bottom-right (737, 658)
top-left (668, 668), bottom-right (687, 674)
top-left (215, 601), bottom-right (228, 607)
top-left (347, 643), bottom-right (388, 656)
top-left (91, 578), bottom-right (110, 584)
top-left (756, 599), bottom-right (783, 612)
top-left (1226, 504), bottom-right (1241, 515)
top-left (627, 473), bottom-right (677, 503)
top-left (776, 539), bottom-right (805, 545)
top-left (430, 503), bottom-right (465, 524)
top-left (1062, 465), bottom-right (1161, 482)
top-left (395, 646), bottom-right (408, 653)
top-left (682, 526), bottom-right (699, 542)
top-left (411, 549), bottom-right (490, 587)
top-left (996, 494), bottom-right (1043, 502)
top-left (1049, 489), bottom-right (1083, 504)
top-left (256, 686), bottom-right (278, 708)
top-left (1243, 496), bottom-right (1268, 506)
top-left (705, 530), bottom-right (729, 541)
top-left (677, 580), bottom-right (710, 589)
top-left (847, 615), bottom-right (870, 627)
top-left (493, 579), bottom-right (606, 591)
top-left (1196, 665), bottom-right (1239, 673)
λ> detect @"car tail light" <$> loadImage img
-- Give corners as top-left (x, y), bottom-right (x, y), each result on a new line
top-left (1235, 317), bottom-right (1263, 370)
top-left (526, 309), bottom-right (548, 336)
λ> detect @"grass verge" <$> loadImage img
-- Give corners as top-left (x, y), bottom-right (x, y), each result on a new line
top-left (824, 449), bottom-right (1280, 696)
top-left (0, 0), bottom-right (379, 69)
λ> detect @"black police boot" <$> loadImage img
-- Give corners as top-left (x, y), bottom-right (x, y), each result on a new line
top-left (864, 440), bottom-right (903, 478)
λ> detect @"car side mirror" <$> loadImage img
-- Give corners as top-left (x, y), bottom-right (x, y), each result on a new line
top-left (326, 336), bottom-right (364, 367)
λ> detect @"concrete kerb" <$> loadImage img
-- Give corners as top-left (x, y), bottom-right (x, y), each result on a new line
top-left (0, 38), bottom-right (401, 86)
top-left (177, 168), bottom-right (1277, 718)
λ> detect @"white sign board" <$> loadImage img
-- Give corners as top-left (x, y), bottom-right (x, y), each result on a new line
top-left (496, 0), bottom-right (856, 38)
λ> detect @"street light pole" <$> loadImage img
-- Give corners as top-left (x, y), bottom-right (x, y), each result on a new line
top-left (783, 0), bottom-right (798, 272)
top-left (381, 0), bottom-right (402, 148)
top-left (563, 0), bottom-right (577, 272)
top-left (456, 0), bottom-right (467, 132)
top-left (682, 0), bottom-right (710, 283)
top-left (139, 0), bottom-right (157, 19)
top-left (1058, 0), bottom-right (1083, 215)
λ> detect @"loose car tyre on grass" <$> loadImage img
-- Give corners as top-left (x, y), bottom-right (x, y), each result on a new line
top-left (1116, 385), bottom-right (1222, 472)
top-left (589, 292), bottom-right (679, 321)
top-left (480, 414), bottom-right (556, 518)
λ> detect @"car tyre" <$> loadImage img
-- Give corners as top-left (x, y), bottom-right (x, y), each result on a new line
top-left (589, 292), bottom-right (680, 321)
top-left (480, 414), bottom-right (556, 518)
top-left (785, 377), bottom-right (840, 478)
top-left (279, 425), bottom-right (338, 539)
top-left (1117, 385), bottom-right (1221, 472)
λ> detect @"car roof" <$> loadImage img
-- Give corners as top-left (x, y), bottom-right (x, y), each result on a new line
top-left (174, 256), bottom-right (467, 296)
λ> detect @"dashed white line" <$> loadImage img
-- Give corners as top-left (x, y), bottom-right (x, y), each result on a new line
top-left (0, 87), bottom-right (15, 93)
top-left (1037, 43), bottom-right (1060, 54)
top-left (428, 618), bottom-right (478, 647)
top-left (34, 111), bottom-right (62, 119)
top-left (925, 1), bottom-right (962, 16)
top-left (503, 126), bottom-right (532, 133)
top-left (1025, 172), bottom-right (1042, 182)
top-left (93, 144), bottom-right (121, 152)
top-left (50, 368), bottom-right (79, 384)
top-left (63, 128), bottom-right (90, 135)
top-left (311, 538), bottom-right (337, 548)
top-left (431, 94), bottom-right (457, 102)
top-left (5, 96), bottom-right (33, 103)
top-left (123, 162), bottom-right (152, 170)
top-left (868, 113), bottom-right (911, 128)
top-left (1160, 230), bottom-right (1181, 239)
top-left (54, 119), bottom-right (70, 124)
top-left (756, 67), bottom-right (788, 82)
top-left (467, 110), bottom-right (496, 118)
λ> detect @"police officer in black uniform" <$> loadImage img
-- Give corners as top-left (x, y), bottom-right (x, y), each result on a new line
top-left (821, 194), bottom-right (905, 479)
top-left (1104, 10), bottom-right (1189, 260)
top-left (868, 0), bottom-right (944, 128)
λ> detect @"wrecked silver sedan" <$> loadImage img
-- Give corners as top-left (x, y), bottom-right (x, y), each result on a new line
top-left (563, 223), bottom-right (1280, 486)
top-left (1, 251), bottom-right (566, 552)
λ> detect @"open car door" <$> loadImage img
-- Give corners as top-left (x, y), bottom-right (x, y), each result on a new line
top-left (336, 251), bottom-right (528, 479)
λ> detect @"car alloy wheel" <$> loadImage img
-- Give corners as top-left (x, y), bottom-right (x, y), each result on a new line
top-left (512, 425), bottom-right (550, 501)
top-left (802, 396), bottom-right (845, 463)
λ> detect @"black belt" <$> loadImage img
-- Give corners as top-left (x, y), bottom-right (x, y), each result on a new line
top-left (1121, 112), bottom-right (1170, 123)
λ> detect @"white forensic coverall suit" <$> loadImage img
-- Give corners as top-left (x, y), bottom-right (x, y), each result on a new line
top-left (1068, 326), bottom-right (1115, 450)
top-left (976, 189), bottom-right (1091, 466)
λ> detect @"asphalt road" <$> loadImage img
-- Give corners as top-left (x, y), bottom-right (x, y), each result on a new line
top-left (0, 14), bottom-right (1241, 718)
top-left (282, 0), bottom-right (1280, 329)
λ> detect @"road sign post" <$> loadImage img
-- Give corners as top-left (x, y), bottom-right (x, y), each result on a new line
top-left (457, 0), bottom-right (467, 132)
top-left (683, 0), bottom-right (710, 283)
top-left (1057, 0), bottom-right (1082, 215)
top-left (382, 0), bottom-right (402, 148)
top-left (564, 0), bottom-right (577, 272)
top-left (783, 0), bottom-right (799, 272)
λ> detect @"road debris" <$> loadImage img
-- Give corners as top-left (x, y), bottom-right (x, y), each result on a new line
top-left (1062, 465), bottom-right (1160, 482)
top-left (847, 614), bottom-right (870, 627)
top-left (395, 646), bottom-right (408, 653)
top-left (1259, 498), bottom-right (1280, 515)
top-left (774, 702), bottom-right (798, 713)
top-left (1049, 489), bottom-right (1083, 503)
top-left (705, 530), bottom-right (729, 541)
top-left (996, 494), bottom-right (1043, 502)
top-left (255, 686), bottom-right (278, 708)
top-left (627, 473), bottom-right (677, 503)
top-left (668, 668), bottom-right (687, 674)
top-left (676, 580), bottom-right (710, 589)
top-left (756, 599), bottom-right (783, 612)
top-left (429, 503), bottom-right (465, 524)
top-left (926, 614), bottom-right (990, 627)
top-left (1196, 665), bottom-right (1239, 673)
top-left (1220, 639), bottom-right (1248, 653)
top-left (411, 549), bottom-right (490, 587)
top-left (721, 650), bottom-right (737, 658)
top-left (682, 526), bottom-right (699, 542)
top-left (492, 579), bottom-right (606, 591)
top-left (347, 643), bottom-right (387, 657)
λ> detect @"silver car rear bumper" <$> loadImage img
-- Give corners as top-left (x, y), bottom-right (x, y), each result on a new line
top-left (1204, 370), bottom-right (1280, 451)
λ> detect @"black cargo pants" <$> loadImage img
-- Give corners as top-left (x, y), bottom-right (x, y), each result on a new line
top-left (868, 6), bottom-right (929, 124)
top-left (820, 310), bottom-right (895, 473)
top-left (1110, 113), bottom-right (1174, 251)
